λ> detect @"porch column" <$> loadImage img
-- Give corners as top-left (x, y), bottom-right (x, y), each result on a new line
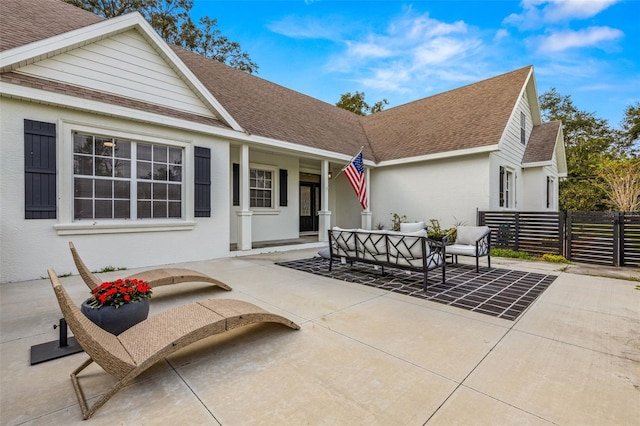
top-left (360, 167), bottom-right (372, 230)
top-left (236, 144), bottom-right (252, 250)
top-left (318, 160), bottom-right (332, 242)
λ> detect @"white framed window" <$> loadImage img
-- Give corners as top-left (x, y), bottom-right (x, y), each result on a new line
top-left (73, 133), bottom-right (183, 220)
top-left (249, 164), bottom-right (277, 209)
top-left (500, 166), bottom-right (516, 209)
top-left (505, 169), bottom-right (514, 208)
top-left (56, 121), bottom-right (195, 235)
top-left (520, 112), bottom-right (526, 145)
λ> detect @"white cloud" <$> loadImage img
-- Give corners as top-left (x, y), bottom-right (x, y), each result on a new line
top-left (267, 15), bottom-right (342, 40)
top-left (541, 0), bottom-right (621, 22)
top-left (361, 66), bottom-right (413, 92)
top-left (412, 38), bottom-right (476, 66)
top-left (494, 29), bottom-right (510, 41)
top-left (324, 10), bottom-right (483, 96)
top-left (504, 0), bottom-right (621, 29)
top-left (537, 26), bottom-right (624, 53)
top-left (346, 39), bottom-right (393, 59)
top-left (392, 14), bottom-right (468, 39)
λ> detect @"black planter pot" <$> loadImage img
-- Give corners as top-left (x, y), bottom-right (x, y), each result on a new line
top-left (80, 298), bottom-right (150, 335)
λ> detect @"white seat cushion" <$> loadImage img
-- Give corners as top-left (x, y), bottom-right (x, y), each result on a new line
top-left (400, 221), bottom-right (425, 233)
top-left (387, 229), bottom-right (428, 261)
top-left (455, 226), bottom-right (490, 245)
top-left (318, 247), bottom-right (331, 259)
top-left (447, 244), bottom-right (479, 256)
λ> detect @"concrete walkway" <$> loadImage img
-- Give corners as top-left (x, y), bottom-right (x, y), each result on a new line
top-left (1, 250), bottom-right (638, 425)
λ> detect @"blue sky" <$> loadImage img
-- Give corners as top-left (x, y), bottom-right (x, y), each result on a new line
top-left (192, 0), bottom-right (639, 128)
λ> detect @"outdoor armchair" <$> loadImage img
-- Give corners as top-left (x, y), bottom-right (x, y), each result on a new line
top-left (446, 226), bottom-right (491, 272)
top-left (47, 268), bottom-right (300, 420)
top-left (69, 241), bottom-right (232, 291)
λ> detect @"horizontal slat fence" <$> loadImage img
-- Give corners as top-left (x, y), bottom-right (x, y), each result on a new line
top-left (621, 213), bottom-right (640, 267)
top-left (478, 211), bottom-right (640, 267)
top-left (567, 212), bottom-right (618, 266)
top-left (478, 212), bottom-right (563, 256)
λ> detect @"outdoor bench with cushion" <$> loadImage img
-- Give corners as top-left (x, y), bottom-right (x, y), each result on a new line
top-left (327, 227), bottom-right (446, 290)
top-left (447, 225), bottom-right (491, 272)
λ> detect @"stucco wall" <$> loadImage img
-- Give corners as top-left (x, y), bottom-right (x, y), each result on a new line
top-left (330, 172), bottom-right (366, 229)
top-left (370, 154), bottom-right (490, 230)
top-left (521, 165), bottom-right (559, 211)
top-left (0, 98), bottom-right (231, 282)
top-left (228, 147), bottom-right (301, 243)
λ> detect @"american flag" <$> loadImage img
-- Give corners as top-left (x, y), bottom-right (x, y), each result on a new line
top-left (343, 151), bottom-right (368, 209)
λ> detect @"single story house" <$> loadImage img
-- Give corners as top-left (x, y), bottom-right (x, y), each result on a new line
top-left (0, 0), bottom-right (567, 282)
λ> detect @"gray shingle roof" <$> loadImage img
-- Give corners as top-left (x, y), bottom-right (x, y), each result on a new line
top-left (0, 0), bottom-right (103, 52)
top-left (360, 66), bottom-right (533, 162)
top-left (523, 121), bottom-right (562, 164)
top-left (170, 46), bottom-right (374, 160)
top-left (1, 0), bottom-right (539, 165)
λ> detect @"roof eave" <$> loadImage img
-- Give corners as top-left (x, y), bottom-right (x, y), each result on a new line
top-left (522, 160), bottom-right (552, 168)
top-left (376, 144), bottom-right (499, 167)
top-left (237, 133), bottom-right (377, 166)
top-left (0, 81), bottom-right (242, 138)
top-left (0, 12), bottom-right (244, 132)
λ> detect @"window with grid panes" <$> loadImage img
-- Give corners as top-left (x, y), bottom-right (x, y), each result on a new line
top-left (73, 133), bottom-right (183, 220)
top-left (249, 168), bottom-right (273, 208)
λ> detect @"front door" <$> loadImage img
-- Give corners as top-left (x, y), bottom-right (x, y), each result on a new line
top-left (299, 182), bottom-right (320, 232)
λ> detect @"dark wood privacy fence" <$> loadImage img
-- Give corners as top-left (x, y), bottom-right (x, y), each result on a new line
top-left (478, 211), bottom-right (640, 267)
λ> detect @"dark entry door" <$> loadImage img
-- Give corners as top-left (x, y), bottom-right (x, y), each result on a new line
top-left (299, 182), bottom-right (320, 232)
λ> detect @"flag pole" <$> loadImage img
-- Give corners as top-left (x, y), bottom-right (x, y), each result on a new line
top-left (330, 146), bottom-right (364, 182)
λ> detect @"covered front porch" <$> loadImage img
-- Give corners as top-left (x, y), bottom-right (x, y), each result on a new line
top-left (229, 144), bottom-right (372, 252)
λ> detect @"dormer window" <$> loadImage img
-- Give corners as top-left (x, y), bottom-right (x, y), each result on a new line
top-left (520, 112), bottom-right (526, 145)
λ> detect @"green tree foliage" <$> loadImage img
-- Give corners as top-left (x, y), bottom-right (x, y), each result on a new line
top-left (335, 91), bottom-right (388, 115)
top-left (621, 102), bottom-right (640, 154)
top-left (540, 88), bottom-right (639, 211)
top-left (64, 0), bottom-right (258, 73)
top-left (540, 88), bottom-right (615, 210)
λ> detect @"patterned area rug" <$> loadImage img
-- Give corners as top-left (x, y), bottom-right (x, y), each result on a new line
top-left (276, 257), bottom-right (558, 321)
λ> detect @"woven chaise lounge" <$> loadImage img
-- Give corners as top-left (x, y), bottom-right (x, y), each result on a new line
top-left (47, 268), bottom-right (300, 420)
top-left (69, 241), bottom-right (232, 291)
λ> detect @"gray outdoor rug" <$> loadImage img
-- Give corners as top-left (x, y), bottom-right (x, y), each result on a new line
top-left (276, 257), bottom-right (558, 321)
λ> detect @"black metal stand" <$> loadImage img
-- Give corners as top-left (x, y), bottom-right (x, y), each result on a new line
top-left (30, 318), bottom-right (83, 365)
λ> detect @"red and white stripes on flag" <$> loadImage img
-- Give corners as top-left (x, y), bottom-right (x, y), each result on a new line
top-left (343, 151), bottom-right (368, 210)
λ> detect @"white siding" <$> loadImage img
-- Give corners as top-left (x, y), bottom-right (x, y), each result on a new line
top-left (0, 97), bottom-right (230, 283)
top-left (370, 154), bottom-right (490, 229)
top-left (15, 29), bottom-right (216, 119)
top-left (491, 90), bottom-right (535, 210)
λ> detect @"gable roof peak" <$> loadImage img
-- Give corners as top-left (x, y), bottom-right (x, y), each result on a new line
top-left (360, 66), bottom-right (535, 162)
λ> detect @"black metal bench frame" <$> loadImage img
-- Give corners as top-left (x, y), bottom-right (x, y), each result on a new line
top-left (328, 229), bottom-right (447, 290)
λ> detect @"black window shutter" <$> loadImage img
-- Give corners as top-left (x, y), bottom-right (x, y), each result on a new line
top-left (279, 169), bottom-right (288, 207)
top-left (499, 166), bottom-right (505, 207)
top-left (24, 119), bottom-right (57, 219)
top-left (546, 176), bottom-right (551, 208)
top-left (194, 146), bottom-right (211, 217)
top-left (232, 163), bottom-right (239, 206)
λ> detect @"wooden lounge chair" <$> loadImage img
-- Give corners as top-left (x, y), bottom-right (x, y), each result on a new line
top-left (69, 241), bottom-right (232, 291)
top-left (47, 268), bottom-right (300, 420)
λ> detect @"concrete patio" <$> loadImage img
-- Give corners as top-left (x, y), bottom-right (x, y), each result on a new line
top-left (1, 248), bottom-right (638, 425)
